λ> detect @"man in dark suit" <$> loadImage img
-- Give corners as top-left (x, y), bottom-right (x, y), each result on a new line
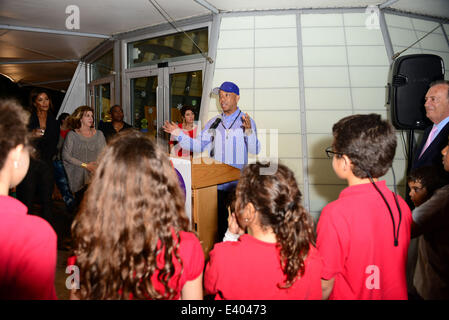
top-left (412, 80), bottom-right (449, 175)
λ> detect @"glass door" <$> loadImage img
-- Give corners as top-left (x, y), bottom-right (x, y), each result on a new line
top-left (125, 61), bottom-right (205, 145)
top-left (89, 76), bottom-right (114, 128)
top-left (169, 69), bottom-right (203, 126)
top-left (130, 75), bottom-right (158, 138)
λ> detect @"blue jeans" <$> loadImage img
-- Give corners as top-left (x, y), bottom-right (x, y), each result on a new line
top-left (53, 160), bottom-right (75, 212)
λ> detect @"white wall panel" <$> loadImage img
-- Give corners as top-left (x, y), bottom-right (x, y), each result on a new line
top-left (306, 110), bottom-right (352, 134)
top-left (304, 66), bottom-right (350, 87)
top-left (212, 68), bottom-right (254, 88)
top-left (305, 88), bottom-right (352, 109)
top-left (255, 15), bottom-right (297, 28)
top-left (303, 46), bottom-right (347, 66)
top-left (255, 110), bottom-right (301, 133)
top-left (215, 48), bottom-right (254, 68)
top-left (255, 28), bottom-right (298, 47)
top-left (345, 27), bottom-right (385, 45)
top-left (307, 133), bottom-right (333, 158)
top-left (220, 16), bottom-right (254, 30)
top-left (351, 88), bottom-right (386, 109)
top-left (217, 30), bottom-right (254, 48)
top-left (346, 46), bottom-right (389, 65)
top-left (301, 14), bottom-right (343, 27)
top-left (255, 47), bottom-right (298, 67)
top-left (255, 67), bottom-right (299, 88)
top-left (254, 88), bottom-right (300, 110)
top-left (349, 66), bottom-right (389, 87)
top-left (301, 28), bottom-right (345, 46)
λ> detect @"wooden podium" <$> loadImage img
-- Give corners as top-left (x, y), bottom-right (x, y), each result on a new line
top-left (190, 158), bottom-right (241, 258)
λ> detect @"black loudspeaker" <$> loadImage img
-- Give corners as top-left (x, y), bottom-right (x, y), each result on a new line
top-left (387, 54), bottom-right (444, 130)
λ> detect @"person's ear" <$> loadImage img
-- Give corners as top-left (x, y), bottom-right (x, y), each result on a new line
top-left (235, 94), bottom-right (240, 104)
top-left (243, 202), bottom-right (256, 224)
top-left (341, 154), bottom-right (352, 171)
top-left (12, 144), bottom-right (24, 163)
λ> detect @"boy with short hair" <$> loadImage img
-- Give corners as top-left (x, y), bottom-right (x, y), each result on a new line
top-left (317, 114), bottom-right (412, 300)
top-left (407, 166), bottom-right (444, 208)
top-left (405, 165), bottom-right (444, 299)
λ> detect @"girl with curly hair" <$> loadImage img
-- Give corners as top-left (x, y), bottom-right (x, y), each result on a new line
top-left (68, 130), bottom-right (204, 299)
top-left (204, 162), bottom-right (322, 299)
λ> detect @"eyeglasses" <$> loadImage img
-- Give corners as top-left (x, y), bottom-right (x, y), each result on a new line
top-left (325, 146), bottom-right (344, 159)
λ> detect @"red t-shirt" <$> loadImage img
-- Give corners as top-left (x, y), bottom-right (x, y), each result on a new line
top-left (204, 234), bottom-right (323, 300)
top-left (0, 196), bottom-right (57, 300)
top-left (169, 123), bottom-right (197, 157)
top-left (60, 128), bottom-right (70, 139)
top-left (68, 231), bottom-right (204, 299)
top-left (316, 181), bottom-right (412, 300)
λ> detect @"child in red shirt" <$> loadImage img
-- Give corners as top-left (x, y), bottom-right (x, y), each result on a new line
top-left (317, 114), bottom-right (412, 300)
top-left (204, 162), bottom-right (323, 300)
top-left (69, 130), bottom-right (204, 299)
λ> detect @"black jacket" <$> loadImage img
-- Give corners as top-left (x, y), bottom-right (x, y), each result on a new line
top-left (28, 111), bottom-right (59, 164)
top-left (412, 120), bottom-right (449, 171)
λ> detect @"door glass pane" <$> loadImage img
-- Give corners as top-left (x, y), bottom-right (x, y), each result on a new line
top-left (94, 83), bottom-right (111, 127)
top-left (91, 50), bottom-right (114, 81)
top-left (170, 70), bottom-right (202, 125)
top-left (131, 76), bottom-right (158, 138)
top-left (128, 28), bottom-right (208, 68)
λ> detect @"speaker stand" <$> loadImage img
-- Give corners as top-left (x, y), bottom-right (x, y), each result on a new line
top-left (405, 129), bottom-right (415, 208)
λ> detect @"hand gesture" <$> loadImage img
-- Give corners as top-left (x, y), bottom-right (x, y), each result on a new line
top-left (241, 113), bottom-right (252, 133)
top-left (163, 121), bottom-right (181, 137)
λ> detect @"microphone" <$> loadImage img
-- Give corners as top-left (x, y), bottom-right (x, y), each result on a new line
top-left (209, 117), bottom-right (222, 130)
top-left (209, 117), bottom-right (221, 158)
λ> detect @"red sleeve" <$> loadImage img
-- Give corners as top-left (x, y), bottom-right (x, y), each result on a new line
top-left (204, 245), bottom-right (222, 295)
top-left (179, 232), bottom-right (204, 281)
top-left (316, 205), bottom-right (349, 280)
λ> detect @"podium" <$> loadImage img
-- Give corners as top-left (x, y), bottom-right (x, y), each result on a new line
top-left (191, 158), bottom-right (241, 258)
top-left (171, 157), bottom-right (241, 258)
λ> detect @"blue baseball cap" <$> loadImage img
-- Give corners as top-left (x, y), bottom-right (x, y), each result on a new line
top-left (212, 81), bottom-right (239, 95)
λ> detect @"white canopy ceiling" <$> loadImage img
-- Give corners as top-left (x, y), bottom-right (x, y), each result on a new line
top-left (1, 0), bottom-right (448, 91)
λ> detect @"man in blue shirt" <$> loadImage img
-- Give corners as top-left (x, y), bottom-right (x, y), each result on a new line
top-left (163, 81), bottom-right (260, 240)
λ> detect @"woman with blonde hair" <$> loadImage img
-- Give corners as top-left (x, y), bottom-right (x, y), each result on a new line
top-left (63, 106), bottom-right (106, 213)
top-left (69, 130), bottom-right (204, 299)
top-left (0, 99), bottom-right (57, 299)
top-left (205, 162), bottom-right (323, 299)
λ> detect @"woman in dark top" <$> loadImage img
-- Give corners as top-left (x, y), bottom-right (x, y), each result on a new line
top-left (16, 89), bottom-right (59, 225)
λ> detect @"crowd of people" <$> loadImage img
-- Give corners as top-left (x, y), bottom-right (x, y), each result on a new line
top-left (0, 79), bottom-right (448, 300)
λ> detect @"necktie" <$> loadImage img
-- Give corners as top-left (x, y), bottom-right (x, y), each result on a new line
top-left (419, 126), bottom-right (438, 159)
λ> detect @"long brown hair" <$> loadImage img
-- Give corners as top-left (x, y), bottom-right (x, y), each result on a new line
top-left (235, 162), bottom-right (315, 289)
top-left (71, 130), bottom-right (189, 299)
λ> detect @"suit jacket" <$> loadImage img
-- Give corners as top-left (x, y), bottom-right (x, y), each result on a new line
top-left (412, 121), bottom-right (449, 170)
